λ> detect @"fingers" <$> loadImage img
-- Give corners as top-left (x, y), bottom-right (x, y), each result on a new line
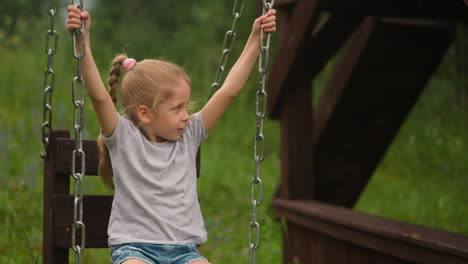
top-left (81, 11), bottom-right (90, 19)
top-left (66, 19), bottom-right (82, 32)
top-left (66, 5), bottom-right (90, 33)
top-left (66, 5), bottom-right (81, 32)
top-left (266, 9), bottom-right (276, 17)
top-left (67, 5), bottom-right (80, 13)
top-left (261, 22), bottom-right (276, 32)
top-left (260, 9), bottom-right (277, 33)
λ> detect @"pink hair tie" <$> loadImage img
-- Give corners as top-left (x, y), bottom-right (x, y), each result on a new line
top-left (122, 58), bottom-right (137, 72)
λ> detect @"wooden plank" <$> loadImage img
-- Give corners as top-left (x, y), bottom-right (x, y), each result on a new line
top-left (274, 199), bottom-right (468, 263)
top-left (313, 17), bottom-right (374, 144)
top-left (52, 195), bottom-right (113, 249)
top-left (312, 17), bottom-right (453, 206)
top-left (322, 0), bottom-right (468, 22)
top-left (301, 12), bottom-right (365, 83)
top-left (52, 137), bottom-right (99, 176)
top-left (273, 0), bottom-right (468, 21)
top-left (276, 0), bottom-right (295, 43)
top-left (268, 10), bottom-right (363, 118)
top-left (267, 0), bottom-right (322, 118)
top-left (274, 0), bottom-right (297, 8)
top-left (285, 222), bottom-right (410, 264)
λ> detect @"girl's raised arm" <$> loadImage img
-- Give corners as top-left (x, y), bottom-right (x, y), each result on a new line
top-left (66, 6), bottom-right (118, 137)
top-left (201, 10), bottom-right (276, 133)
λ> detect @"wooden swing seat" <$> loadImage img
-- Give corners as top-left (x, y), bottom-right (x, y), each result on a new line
top-left (43, 129), bottom-right (201, 263)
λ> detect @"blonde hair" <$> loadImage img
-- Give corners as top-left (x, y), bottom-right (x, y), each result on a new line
top-left (97, 54), bottom-right (190, 190)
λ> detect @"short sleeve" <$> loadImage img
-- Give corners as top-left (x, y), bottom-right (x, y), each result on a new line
top-left (102, 114), bottom-right (134, 152)
top-left (186, 111), bottom-right (208, 148)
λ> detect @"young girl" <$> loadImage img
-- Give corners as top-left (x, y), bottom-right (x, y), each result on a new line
top-left (66, 5), bottom-right (276, 264)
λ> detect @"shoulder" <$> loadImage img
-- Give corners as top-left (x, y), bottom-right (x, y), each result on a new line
top-left (184, 111), bottom-right (207, 146)
top-left (102, 114), bottom-right (139, 146)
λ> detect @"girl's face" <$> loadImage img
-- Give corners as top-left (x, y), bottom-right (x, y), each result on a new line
top-left (149, 78), bottom-right (191, 142)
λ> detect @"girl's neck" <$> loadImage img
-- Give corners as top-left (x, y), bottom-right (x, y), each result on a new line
top-left (139, 126), bottom-right (167, 143)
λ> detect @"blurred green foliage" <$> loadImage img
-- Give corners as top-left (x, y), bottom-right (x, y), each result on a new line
top-left (0, 0), bottom-right (43, 36)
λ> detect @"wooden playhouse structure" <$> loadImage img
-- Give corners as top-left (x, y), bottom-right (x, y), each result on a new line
top-left (268, 0), bottom-right (468, 263)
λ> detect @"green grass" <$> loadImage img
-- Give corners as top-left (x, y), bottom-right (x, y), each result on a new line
top-left (1, 5), bottom-right (467, 264)
top-left (354, 74), bottom-right (468, 234)
top-left (196, 92), bottom-right (283, 263)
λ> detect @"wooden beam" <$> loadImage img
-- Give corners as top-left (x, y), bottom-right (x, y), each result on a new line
top-left (267, 0), bottom-right (322, 118)
top-left (313, 17), bottom-right (374, 145)
top-left (299, 12), bottom-right (365, 90)
top-left (268, 10), bottom-right (364, 118)
top-left (276, 0), bottom-right (295, 43)
top-left (273, 0), bottom-right (468, 21)
top-left (313, 17), bottom-right (453, 207)
top-left (277, 74), bottom-right (315, 199)
top-left (322, 0), bottom-right (468, 22)
top-left (274, 0), bottom-right (297, 8)
top-left (274, 199), bottom-right (468, 264)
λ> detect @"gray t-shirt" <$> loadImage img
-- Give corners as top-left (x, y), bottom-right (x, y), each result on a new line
top-left (103, 111), bottom-right (208, 246)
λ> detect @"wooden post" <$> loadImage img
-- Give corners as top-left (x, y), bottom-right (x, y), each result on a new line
top-left (43, 130), bottom-right (71, 264)
top-left (278, 74), bottom-right (315, 200)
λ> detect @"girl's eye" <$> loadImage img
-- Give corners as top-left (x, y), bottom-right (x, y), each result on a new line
top-left (173, 103), bottom-right (188, 111)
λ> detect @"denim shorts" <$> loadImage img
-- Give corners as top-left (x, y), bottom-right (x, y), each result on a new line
top-left (110, 243), bottom-right (208, 264)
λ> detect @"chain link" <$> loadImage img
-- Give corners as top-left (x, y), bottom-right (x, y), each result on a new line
top-left (248, 1), bottom-right (274, 263)
top-left (71, 1), bottom-right (86, 263)
top-left (208, 0), bottom-right (245, 99)
top-left (41, 0), bottom-right (59, 159)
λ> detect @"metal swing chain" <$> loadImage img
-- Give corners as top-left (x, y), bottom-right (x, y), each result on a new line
top-left (248, 0), bottom-right (274, 263)
top-left (71, 0), bottom-right (86, 263)
top-left (41, 0), bottom-right (59, 159)
top-left (208, 0), bottom-right (245, 99)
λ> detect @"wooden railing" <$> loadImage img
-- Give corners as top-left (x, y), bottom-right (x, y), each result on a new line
top-left (274, 199), bottom-right (468, 264)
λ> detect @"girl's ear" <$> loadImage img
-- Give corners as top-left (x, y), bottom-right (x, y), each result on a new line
top-left (137, 105), bottom-right (152, 125)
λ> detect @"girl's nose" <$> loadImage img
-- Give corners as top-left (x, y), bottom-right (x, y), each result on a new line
top-left (182, 110), bottom-right (190, 121)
